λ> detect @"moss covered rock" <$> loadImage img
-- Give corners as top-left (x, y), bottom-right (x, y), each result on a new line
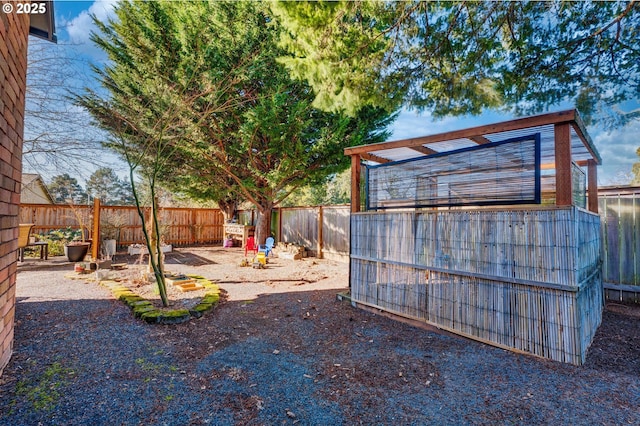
top-left (133, 305), bottom-right (157, 318)
top-left (158, 309), bottom-right (191, 324)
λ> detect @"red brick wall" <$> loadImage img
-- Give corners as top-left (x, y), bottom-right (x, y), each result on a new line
top-left (0, 10), bottom-right (30, 376)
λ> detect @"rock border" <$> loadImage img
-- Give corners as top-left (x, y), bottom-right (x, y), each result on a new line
top-left (66, 272), bottom-right (221, 324)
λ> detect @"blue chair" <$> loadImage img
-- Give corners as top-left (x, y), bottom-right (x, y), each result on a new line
top-left (259, 236), bottom-right (275, 257)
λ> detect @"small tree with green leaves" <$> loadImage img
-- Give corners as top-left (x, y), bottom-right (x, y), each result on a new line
top-left (78, 89), bottom-right (186, 306)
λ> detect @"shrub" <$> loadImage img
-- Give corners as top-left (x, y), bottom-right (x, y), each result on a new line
top-left (34, 228), bottom-right (83, 256)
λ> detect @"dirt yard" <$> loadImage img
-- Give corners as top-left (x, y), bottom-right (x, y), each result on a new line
top-left (107, 245), bottom-right (640, 377)
top-left (4, 245), bottom-right (639, 424)
top-left (108, 246), bottom-right (349, 308)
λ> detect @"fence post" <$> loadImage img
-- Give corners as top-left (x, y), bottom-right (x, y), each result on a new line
top-left (191, 209), bottom-right (197, 244)
top-left (317, 206), bottom-right (323, 259)
top-left (350, 155), bottom-right (361, 213)
top-left (587, 160), bottom-right (598, 213)
top-left (91, 198), bottom-right (101, 260)
top-left (278, 207), bottom-right (282, 243)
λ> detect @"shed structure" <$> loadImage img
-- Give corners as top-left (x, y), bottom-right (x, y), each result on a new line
top-left (345, 109), bottom-right (602, 365)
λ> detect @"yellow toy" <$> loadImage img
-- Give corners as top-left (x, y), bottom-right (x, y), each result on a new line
top-left (252, 252), bottom-right (266, 268)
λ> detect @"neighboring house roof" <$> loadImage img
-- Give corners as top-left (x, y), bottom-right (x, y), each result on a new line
top-left (20, 173), bottom-right (55, 204)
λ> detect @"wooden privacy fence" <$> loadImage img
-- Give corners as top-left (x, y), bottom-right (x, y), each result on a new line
top-left (18, 203), bottom-right (351, 259)
top-left (19, 187), bottom-right (640, 300)
top-left (278, 206), bottom-right (350, 261)
top-left (599, 186), bottom-right (640, 303)
top-left (19, 204), bottom-right (226, 246)
top-left (235, 205), bottom-right (351, 260)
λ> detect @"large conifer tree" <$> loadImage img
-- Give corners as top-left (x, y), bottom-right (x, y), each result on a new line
top-left (78, 0), bottom-right (395, 244)
top-left (274, 1), bottom-right (639, 125)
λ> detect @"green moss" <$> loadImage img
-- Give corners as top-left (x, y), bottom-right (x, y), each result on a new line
top-left (133, 306), bottom-right (157, 318)
top-left (122, 297), bottom-right (137, 305)
top-left (187, 274), bottom-right (205, 280)
top-left (15, 361), bottom-right (74, 412)
top-left (189, 303), bottom-right (212, 318)
top-left (193, 303), bottom-right (212, 312)
top-left (141, 311), bottom-right (162, 323)
top-left (201, 294), bottom-right (220, 305)
top-left (123, 296), bottom-right (146, 307)
top-left (106, 275), bottom-right (220, 324)
top-left (165, 309), bottom-right (190, 317)
top-left (159, 309), bottom-right (191, 324)
top-left (116, 292), bottom-right (136, 301)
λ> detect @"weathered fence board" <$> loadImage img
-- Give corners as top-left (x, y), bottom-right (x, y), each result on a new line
top-left (321, 206), bottom-right (350, 256)
top-left (18, 204), bottom-right (351, 257)
top-left (599, 187), bottom-right (640, 296)
top-left (281, 207), bottom-right (319, 251)
top-left (276, 206), bottom-right (350, 258)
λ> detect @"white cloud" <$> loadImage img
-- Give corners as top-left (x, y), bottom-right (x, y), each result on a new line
top-left (63, 0), bottom-right (118, 60)
top-left (592, 120), bottom-right (640, 184)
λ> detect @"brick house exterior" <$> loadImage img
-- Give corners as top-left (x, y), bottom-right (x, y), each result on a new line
top-left (0, 11), bottom-right (30, 375)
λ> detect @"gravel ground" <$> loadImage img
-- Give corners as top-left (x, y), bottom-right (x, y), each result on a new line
top-left (1, 247), bottom-right (639, 425)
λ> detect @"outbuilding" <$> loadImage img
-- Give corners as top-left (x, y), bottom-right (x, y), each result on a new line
top-left (344, 109), bottom-right (602, 365)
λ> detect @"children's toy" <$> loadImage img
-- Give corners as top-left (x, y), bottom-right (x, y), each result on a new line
top-left (252, 251), bottom-right (267, 269)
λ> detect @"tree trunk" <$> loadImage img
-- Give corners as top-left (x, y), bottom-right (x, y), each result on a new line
top-left (148, 198), bottom-right (164, 277)
top-left (255, 203), bottom-right (273, 245)
top-left (218, 198), bottom-right (237, 223)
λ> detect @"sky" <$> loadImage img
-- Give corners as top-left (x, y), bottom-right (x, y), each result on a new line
top-left (34, 0), bottom-right (640, 186)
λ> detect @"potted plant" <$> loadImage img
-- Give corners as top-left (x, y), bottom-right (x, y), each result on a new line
top-left (65, 234), bottom-right (91, 262)
top-left (100, 210), bottom-right (125, 259)
top-left (64, 201), bottom-right (92, 262)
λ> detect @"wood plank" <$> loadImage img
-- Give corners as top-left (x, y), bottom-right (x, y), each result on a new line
top-left (92, 198), bottom-right (101, 260)
top-left (409, 145), bottom-right (437, 155)
top-left (469, 135), bottom-right (491, 145)
top-left (360, 152), bottom-right (392, 164)
top-left (587, 160), bottom-right (598, 213)
top-left (351, 155), bottom-right (361, 213)
top-left (554, 123), bottom-right (573, 206)
top-left (317, 206), bottom-right (323, 259)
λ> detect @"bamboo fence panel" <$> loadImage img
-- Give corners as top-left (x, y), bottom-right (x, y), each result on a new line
top-left (365, 209), bottom-right (593, 287)
top-left (350, 206), bottom-right (602, 365)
